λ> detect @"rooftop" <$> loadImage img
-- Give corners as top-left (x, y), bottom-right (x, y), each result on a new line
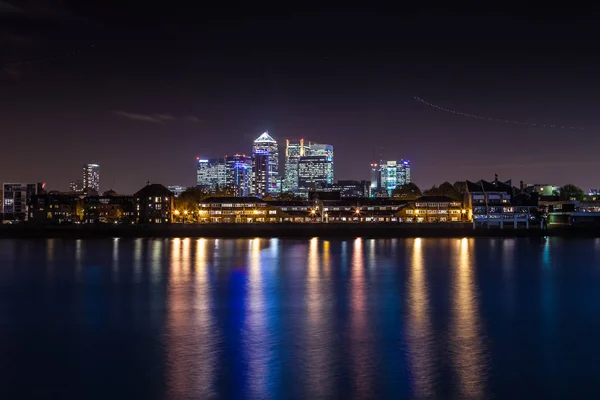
top-left (254, 132), bottom-right (276, 143)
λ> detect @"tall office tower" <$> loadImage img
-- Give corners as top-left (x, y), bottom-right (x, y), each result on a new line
top-left (252, 132), bottom-right (279, 195)
top-left (369, 159), bottom-right (411, 196)
top-left (398, 159), bottom-right (411, 185)
top-left (82, 163), bottom-right (100, 193)
top-left (283, 138), bottom-right (309, 193)
top-left (370, 163), bottom-right (381, 193)
top-left (307, 143), bottom-right (334, 184)
top-left (297, 155), bottom-right (334, 190)
top-left (252, 149), bottom-right (270, 197)
top-left (225, 154), bottom-right (252, 196)
top-left (196, 157), bottom-right (227, 192)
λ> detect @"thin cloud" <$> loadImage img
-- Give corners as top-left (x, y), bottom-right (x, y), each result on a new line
top-left (154, 114), bottom-right (176, 121)
top-left (115, 111), bottom-right (165, 123)
top-left (115, 111), bottom-right (201, 123)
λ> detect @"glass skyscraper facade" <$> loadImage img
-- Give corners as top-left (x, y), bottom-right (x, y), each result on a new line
top-left (283, 138), bottom-right (309, 193)
top-left (196, 158), bottom-right (227, 191)
top-left (297, 155), bottom-right (334, 190)
top-left (252, 132), bottom-right (279, 196)
top-left (225, 154), bottom-right (252, 196)
top-left (370, 159), bottom-right (411, 196)
top-left (284, 140), bottom-right (334, 193)
top-left (83, 163), bottom-right (100, 193)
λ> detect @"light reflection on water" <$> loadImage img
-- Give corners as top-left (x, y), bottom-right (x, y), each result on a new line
top-left (406, 238), bottom-right (435, 399)
top-left (9, 237), bottom-right (600, 399)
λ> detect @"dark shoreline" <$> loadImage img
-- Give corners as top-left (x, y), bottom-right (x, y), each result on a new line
top-left (0, 223), bottom-right (598, 239)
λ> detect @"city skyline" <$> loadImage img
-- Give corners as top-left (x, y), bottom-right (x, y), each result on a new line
top-left (1, 4), bottom-right (599, 192)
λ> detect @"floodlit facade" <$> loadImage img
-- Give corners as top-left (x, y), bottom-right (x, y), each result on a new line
top-left (83, 163), bottom-right (100, 193)
top-left (196, 157), bottom-right (227, 191)
top-left (252, 132), bottom-right (279, 195)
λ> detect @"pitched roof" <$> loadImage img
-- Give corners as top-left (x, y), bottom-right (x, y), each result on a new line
top-left (134, 184), bottom-right (172, 198)
top-left (254, 132), bottom-right (276, 143)
top-left (200, 196), bottom-right (265, 204)
top-left (467, 179), bottom-right (513, 194)
top-left (415, 195), bottom-right (457, 203)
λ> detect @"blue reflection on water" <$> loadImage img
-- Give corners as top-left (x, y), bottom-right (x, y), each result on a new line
top-left (2, 238), bottom-right (600, 399)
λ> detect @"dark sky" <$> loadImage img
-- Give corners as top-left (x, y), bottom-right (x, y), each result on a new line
top-left (2, 2), bottom-right (600, 193)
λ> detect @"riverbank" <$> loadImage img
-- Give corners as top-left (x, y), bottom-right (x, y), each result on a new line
top-left (0, 223), bottom-right (598, 239)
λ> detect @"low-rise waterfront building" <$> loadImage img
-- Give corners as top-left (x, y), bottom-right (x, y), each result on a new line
top-left (28, 193), bottom-right (80, 224)
top-left (399, 196), bottom-right (466, 223)
top-left (466, 175), bottom-right (537, 228)
top-left (134, 183), bottom-right (174, 223)
top-left (1, 182), bottom-right (45, 222)
top-left (83, 191), bottom-right (135, 224)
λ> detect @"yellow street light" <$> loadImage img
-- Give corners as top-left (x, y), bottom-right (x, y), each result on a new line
top-left (174, 210), bottom-right (180, 216)
top-left (184, 210), bottom-right (189, 215)
top-left (461, 209), bottom-right (466, 214)
top-left (310, 209), bottom-right (316, 215)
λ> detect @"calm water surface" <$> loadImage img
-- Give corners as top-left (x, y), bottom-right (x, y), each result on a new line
top-left (1, 237), bottom-right (600, 399)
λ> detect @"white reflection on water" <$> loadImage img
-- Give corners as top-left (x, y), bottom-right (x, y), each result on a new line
top-left (406, 238), bottom-right (435, 398)
top-left (192, 238), bottom-right (216, 397)
top-left (245, 238), bottom-right (269, 398)
top-left (150, 240), bottom-right (163, 283)
top-left (74, 239), bottom-right (83, 280)
top-left (306, 237), bottom-right (334, 398)
top-left (502, 239), bottom-right (516, 316)
top-left (452, 238), bottom-right (487, 398)
top-left (111, 238), bottom-right (119, 283)
top-left (133, 238), bottom-right (143, 282)
top-left (350, 237), bottom-right (373, 398)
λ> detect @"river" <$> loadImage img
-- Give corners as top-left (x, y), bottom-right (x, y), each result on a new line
top-left (1, 237), bottom-right (600, 399)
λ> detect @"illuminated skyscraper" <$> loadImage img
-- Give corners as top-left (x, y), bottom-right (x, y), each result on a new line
top-left (308, 143), bottom-right (334, 184)
top-left (283, 138), bottom-right (309, 192)
top-left (252, 149), bottom-right (270, 197)
top-left (225, 154), bottom-right (252, 196)
top-left (284, 140), bottom-right (333, 193)
top-left (196, 157), bottom-right (227, 191)
top-left (369, 159), bottom-right (411, 196)
top-left (82, 163), bottom-right (100, 193)
top-left (252, 132), bottom-right (279, 195)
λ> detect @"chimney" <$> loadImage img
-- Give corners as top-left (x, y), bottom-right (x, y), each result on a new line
top-left (494, 173), bottom-right (498, 183)
top-left (520, 181), bottom-right (524, 191)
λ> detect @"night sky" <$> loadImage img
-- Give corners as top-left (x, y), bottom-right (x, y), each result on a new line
top-left (2, 2), bottom-right (600, 193)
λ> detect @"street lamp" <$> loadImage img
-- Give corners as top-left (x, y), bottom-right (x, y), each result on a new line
top-left (174, 209), bottom-right (180, 223)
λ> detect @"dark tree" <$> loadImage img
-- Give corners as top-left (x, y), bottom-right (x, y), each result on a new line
top-left (559, 184), bottom-right (584, 201)
top-left (452, 181), bottom-right (467, 196)
top-left (392, 183), bottom-right (422, 200)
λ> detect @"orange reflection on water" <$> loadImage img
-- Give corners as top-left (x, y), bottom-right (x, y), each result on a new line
top-left (305, 237), bottom-right (334, 397)
top-left (406, 238), bottom-right (435, 398)
top-left (350, 237), bottom-right (372, 398)
top-left (167, 238), bottom-right (218, 398)
top-left (452, 238), bottom-right (487, 398)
